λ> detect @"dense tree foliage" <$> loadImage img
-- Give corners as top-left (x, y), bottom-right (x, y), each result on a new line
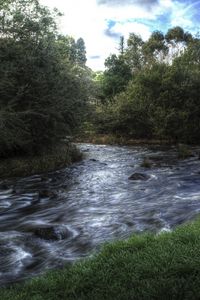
top-left (0, 0), bottom-right (89, 158)
top-left (93, 27), bottom-right (200, 144)
top-left (102, 54), bottom-right (132, 100)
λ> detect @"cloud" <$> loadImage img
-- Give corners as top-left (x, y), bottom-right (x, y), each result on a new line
top-left (89, 55), bottom-right (102, 59)
top-left (97, 0), bottom-right (159, 9)
top-left (104, 27), bottom-right (121, 39)
top-left (169, 0), bottom-right (200, 32)
top-left (109, 21), bottom-right (152, 40)
top-left (40, 0), bottom-right (200, 70)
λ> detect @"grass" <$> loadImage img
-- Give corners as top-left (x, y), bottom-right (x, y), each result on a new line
top-left (2, 218), bottom-right (200, 299)
top-left (177, 144), bottom-right (193, 159)
top-left (0, 143), bottom-right (82, 179)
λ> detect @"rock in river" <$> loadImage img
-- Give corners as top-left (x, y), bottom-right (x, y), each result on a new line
top-left (34, 225), bottom-right (71, 241)
top-left (129, 173), bottom-right (150, 181)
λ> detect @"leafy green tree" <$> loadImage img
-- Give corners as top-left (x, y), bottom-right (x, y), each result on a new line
top-left (165, 26), bottom-right (193, 61)
top-left (125, 33), bottom-right (144, 73)
top-left (0, 0), bottom-right (88, 157)
top-left (76, 37), bottom-right (87, 65)
top-left (57, 35), bottom-right (77, 63)
top-left (165, 26), bottom-right (190, 44)
top-left (142, 31), bottom-right (168, 65)
top-left (119, 36), bottom-right (125, 55)
top-left (102, 54), bottom-right (132, 99)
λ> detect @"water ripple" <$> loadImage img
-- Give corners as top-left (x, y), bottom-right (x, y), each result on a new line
top-left (1, 143), bottom-right (200, 285)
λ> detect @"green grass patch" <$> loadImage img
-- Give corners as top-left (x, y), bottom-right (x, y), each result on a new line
top-left (2, 218), bottom-right (200, 299)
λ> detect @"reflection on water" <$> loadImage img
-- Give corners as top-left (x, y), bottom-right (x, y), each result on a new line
top-left (0, 143), bottom-right (200, 285)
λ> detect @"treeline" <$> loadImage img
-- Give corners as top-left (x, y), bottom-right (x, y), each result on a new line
top-left (92, 27), bottom-right (200, 144)
top-left (1, 0), bottom-right (200, 160)
top-left (0, 0), bottom-right (90, 158)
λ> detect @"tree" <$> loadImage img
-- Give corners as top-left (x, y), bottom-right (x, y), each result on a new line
top-left (119, 36), bottom-right (125, 55)
top-left (57, 35), bottom-right (77, 63)
top-left (165, 26), bottom-right (193, 61)
top-left (76, 37), bottom-right (87, 65)
top-left (125, 33), bottom-right (144, 73)
top-left (0, 0), bottom-right (88, 157)
top-left (103, 54), bottom-right (132, 99)
top-left (142, 31), bottom-right (168, 65)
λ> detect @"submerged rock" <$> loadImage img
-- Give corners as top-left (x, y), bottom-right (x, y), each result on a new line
top-left (129, 173), bottom-right (150, 181)
top-left (38, 190), bottom-right (56, 198)
top-left (34, 225), bottom-right (71, 241)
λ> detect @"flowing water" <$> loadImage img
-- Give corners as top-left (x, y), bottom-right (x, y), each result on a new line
top-left (1, 143), bottom-right (200, 285)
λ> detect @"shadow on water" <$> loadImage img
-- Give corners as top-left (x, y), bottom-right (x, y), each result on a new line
top-left (1, 143), bottom-right (200, 285)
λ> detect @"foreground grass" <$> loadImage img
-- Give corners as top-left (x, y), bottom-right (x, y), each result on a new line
top-left (2, 218), bottom-right (200, 299)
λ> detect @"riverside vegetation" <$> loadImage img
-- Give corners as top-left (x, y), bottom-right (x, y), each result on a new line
top-left (86, 27), bottom-right (200, 145)
top-left (1, 0), bottom-right (200, 299)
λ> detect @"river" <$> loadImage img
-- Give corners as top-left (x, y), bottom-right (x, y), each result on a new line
top-left (0, 143), bottom-right (200, 285)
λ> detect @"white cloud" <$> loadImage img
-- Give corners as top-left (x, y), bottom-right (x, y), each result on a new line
top-left (40, 0), bottom-right (199, 70)
top-left (40, 0), bottom-right (160, 70)
top-left (110, 22), bottom-right (151, 40)
top-left (97, 0), bottom-right (159, 8)
top-left (41, 0), bottom-right (116, 70)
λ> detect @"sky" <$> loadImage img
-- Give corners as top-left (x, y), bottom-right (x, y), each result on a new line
top-left (40, 0), bottom-right (200, 70)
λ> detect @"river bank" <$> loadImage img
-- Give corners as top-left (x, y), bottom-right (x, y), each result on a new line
top-left (0, 137), bottom-right (194, 180)
top-left (0, 143), bottom-right (82, 179)
top-left (74, 133), bottom-right (178, 146)
top-left (1, 216), bottom-right (200, 299)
